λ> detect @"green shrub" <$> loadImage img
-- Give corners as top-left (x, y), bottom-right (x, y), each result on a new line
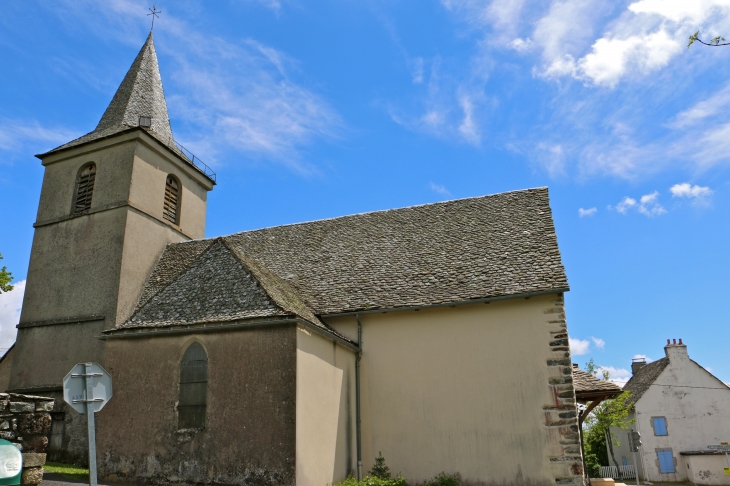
top-left (415, 472), bottom-right (462, 486)
top-left (334, 475), bottom-right (408, 486)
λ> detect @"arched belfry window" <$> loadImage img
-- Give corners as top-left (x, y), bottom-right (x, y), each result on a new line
top-left (163, 175), bottom-right (180, 224)
top-left (179, 342), bottom-right (207, 429)
top-left (73, 163), bottom-right (96, 214)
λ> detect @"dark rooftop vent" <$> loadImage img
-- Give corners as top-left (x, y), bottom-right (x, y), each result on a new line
top-left (138, 115), bottom-right (152, 128)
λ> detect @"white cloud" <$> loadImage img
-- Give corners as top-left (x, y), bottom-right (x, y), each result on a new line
top-left (0, 280), bottom-right (23, 351)
top-left (591, 336), bottom-right (605, 349)
top-left (612, 192), bottom-right (666, 216)
top-left (633, 353), bottom-right (654, 363)
top-left (570, 338), bottom-right (591, 356)
top-left (579, 207), bottom-right (597, 217)
top-left (510, 38), bottom-right (534, 52)
top-left (597, 365), bottom-right (631, 385)
top-left (429, 182), bottom-right (452, 197)
top-left (670, 183), bottom-right (713, 199)
top-left (577, 30), bottom-right (681, 88)
top-left (529, 0), bottom-right (730, 86)
top-left (615, 197), bottom-right (637, 214)
top-left (637, 190), bottom-right (666, 215)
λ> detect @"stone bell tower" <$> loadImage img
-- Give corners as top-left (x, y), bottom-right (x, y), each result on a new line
top-left (8, 32), bottom-right (215, 460)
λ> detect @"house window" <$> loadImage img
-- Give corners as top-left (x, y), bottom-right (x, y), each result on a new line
top-left (163, 175), bottom-right (180, 224)
top-left (138, 115), bottom-right (151, 128)
top-left (652, 417), bottom-right (668, 436)
top-left (73, 163), bottom-right (96, 214)
top-left (657, 450), bottom-right (675, 474)
top-left (178, 342), bottom-right (207, 429)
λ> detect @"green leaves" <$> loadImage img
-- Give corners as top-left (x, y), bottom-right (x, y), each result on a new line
top-left (688, 31), bottom-right (699, 48)
top-left (0, 253), bottom-right (14, 294)
top-left (688, 31), bottom-right (729, 48)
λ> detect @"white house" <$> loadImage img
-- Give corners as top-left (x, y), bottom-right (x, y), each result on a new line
top-left (609, 340), bottom-right (730, 485)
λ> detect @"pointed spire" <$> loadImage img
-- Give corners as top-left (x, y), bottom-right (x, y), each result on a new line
top-left (96, 32), bottom-right (173, 142)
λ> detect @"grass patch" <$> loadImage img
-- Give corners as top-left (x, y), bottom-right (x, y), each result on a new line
top-left (44, 462), bottom-right (90, 481)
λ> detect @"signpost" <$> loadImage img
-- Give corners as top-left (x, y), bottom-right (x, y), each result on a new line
top-left (708, 442), bottom-right (730, 475)
top-left (628, 429), bottom-right (642, 486)
top-left (63, 363), bottom-right (112, 486)
top-left (0, 439), bottom-right (22, 485)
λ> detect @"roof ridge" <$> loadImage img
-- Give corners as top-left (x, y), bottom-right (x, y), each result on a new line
top-left (221, 239), bottom-right (324, 328)
top-left (156, 187), bottom-right (550, 245)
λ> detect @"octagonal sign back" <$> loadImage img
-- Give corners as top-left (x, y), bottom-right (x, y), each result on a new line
top-left (63, 363), bottom-right (113, 414)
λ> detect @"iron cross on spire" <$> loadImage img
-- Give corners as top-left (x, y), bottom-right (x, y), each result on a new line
top-left (148, 4), bottom-right (161, 31)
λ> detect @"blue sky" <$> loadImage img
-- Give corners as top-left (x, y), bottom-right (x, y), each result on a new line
top-left (1, 0), bottom-right (729, 385)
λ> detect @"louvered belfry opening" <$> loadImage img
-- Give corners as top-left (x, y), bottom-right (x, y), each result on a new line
top-left (163, 175), bottom-right (179, 223)
top-left (73, 163), bottom-right (96, 214)
top-left (179, 342), bottom-right (207, 429)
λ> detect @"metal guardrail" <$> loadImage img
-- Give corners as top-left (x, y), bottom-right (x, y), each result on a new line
top-left (600, 465), bottom-right (636, 480)
top-left (160, 134), bottom-right (216, 183)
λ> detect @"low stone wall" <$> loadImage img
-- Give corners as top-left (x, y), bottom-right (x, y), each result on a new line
top-left (0, 392), bottom-right (54, 485)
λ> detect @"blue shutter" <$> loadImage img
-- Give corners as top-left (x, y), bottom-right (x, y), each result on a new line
top-left (657, 451), bottom-right (675, 473)
top-left (653, 417), bottom-right (668, 436)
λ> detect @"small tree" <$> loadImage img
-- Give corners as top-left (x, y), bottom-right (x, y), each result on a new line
top-left (370, 452), bottom-right (391, 480)
top-left (582, 359), bottom-right (634, 471)
top-left (0, 253), bottom-right (13, 294)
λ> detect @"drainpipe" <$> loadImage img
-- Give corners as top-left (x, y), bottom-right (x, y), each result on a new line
top-left (355, 314), bottom-right (363, 481)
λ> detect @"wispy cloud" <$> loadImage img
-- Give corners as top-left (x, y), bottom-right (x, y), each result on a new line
top-left (0, 280), bottom-right (23, 350)
top-left (44, 0), bottom-right (341, 172)
top-left (579, 207), bottom-right (597, 217)
top-left (597, 365), bottom-right (631, 385)
top-left (429, 182), bottom-right (452, 197)
top-left (0, 120), bottom-right (78, 155)
top-left (633, 353), bottom-right (653, 363)
top-left (591, 336), bottom-right (605, 349)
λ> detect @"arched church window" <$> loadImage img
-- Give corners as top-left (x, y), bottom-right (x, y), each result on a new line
top-left (178, 342), bottom-right (207, 429)
top-left (73, 163), bottom-right (96, 214)
top-left (163, 175), bottom-right (180, 224)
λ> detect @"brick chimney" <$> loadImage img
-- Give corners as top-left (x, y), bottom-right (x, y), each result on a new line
top-left (664, 338), bottom-right (688, 363)
top-left (631, 358), bottom-right (647, 375)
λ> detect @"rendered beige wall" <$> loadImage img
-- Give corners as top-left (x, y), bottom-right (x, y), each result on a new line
top-left (326, 294), bottom-right (570, 484)
top-left (296, 326), bottom-right (357, 486)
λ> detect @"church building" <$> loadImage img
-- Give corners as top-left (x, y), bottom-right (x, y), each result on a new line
top-left (6, 33), bottom-right (585, 486)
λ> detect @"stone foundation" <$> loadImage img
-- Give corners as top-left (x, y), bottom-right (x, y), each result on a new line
top-left (0, 393), bottom-right (54, 485)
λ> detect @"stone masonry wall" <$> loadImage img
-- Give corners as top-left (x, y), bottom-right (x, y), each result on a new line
top-left (542, 295), bottom-right (585, 486)
top-left (0, 393), bottom-right (54, 485)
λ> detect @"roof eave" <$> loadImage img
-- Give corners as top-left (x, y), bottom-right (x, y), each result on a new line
top-left (323, 287), bottom-right (569, 318)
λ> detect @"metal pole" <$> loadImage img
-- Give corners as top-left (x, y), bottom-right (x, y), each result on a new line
top-left (355, 315), bottom-right (363, 481)
top-left (85, 363), bottom-right (98, 486)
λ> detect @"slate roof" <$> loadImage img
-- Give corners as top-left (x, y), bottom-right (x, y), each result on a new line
top-left (572, 366), bottom-right (622, 401)
top-left (43, 32), bottom-right (174, 155)
top-left (116, 187), bottom-right (569, 331)
top-left (623, 358), bottom-right (669, 406)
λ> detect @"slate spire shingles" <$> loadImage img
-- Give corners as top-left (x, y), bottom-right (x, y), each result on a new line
top-left (45, 32), bottom-right (174, 154)
top-left (117, 187), bottom-right (570, 331)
